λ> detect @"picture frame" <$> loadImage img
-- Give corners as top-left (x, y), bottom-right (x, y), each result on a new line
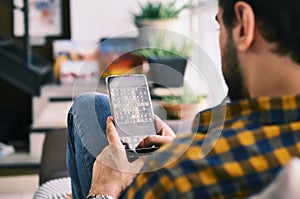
top-left (13, 0), bottom-right (62, 37)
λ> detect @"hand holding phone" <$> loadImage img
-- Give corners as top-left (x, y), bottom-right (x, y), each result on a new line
top-left (137, 115), bottom-right (176, 148)
top-left (106, 74), bottom-right (158, 159)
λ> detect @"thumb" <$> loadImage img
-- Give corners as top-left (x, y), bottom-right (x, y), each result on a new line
top-left (106, 116), bottom-right (123, 148)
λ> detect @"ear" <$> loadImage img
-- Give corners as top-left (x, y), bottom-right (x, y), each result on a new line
top-left (232, 2), bottom-right (255, 51)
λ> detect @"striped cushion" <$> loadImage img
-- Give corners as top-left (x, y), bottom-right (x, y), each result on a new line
top-left (33, 177), bottom-right (71, 199)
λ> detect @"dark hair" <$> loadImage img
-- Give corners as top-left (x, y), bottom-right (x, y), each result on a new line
top-left (219, 0), bottom-right (300, 64)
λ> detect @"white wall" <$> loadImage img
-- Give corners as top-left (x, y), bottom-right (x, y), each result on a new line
top-left (70, 0), bottom-right (141, 43)
top-left (70, 0), bottom-right (227, 104)
top-left (71, 0), bottom-right (193, 43)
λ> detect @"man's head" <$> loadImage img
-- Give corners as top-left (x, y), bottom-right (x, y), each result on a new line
top-left (217, 0), bottom-right (300, 100)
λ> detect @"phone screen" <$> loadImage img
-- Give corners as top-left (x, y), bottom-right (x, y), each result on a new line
top-left (106, 74), bottom-right (157, 152)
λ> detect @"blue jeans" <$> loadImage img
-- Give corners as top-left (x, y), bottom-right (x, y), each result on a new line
top-left (66, 92), bottom-right (112, 199)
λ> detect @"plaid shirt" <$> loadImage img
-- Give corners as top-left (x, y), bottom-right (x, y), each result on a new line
top-left (123, 94), bottom-right (300, 199)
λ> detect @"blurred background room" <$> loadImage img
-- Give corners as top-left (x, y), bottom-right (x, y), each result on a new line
top-left (0, 0), bottom-right (226, 198)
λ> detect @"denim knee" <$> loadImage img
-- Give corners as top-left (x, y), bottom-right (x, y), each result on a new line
top-left (72, 92), bottom-right (103, 110)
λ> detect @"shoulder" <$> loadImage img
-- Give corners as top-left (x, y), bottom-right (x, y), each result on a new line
top-left (125, 133), bottom-right (211, 198)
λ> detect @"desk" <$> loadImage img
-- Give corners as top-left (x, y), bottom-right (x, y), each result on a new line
top-left (32, 84), bottom-right (107, 131)
top-left (39, 83), bottom-right (107, 100)
top-left (34, 84), bottom-right (195, 133)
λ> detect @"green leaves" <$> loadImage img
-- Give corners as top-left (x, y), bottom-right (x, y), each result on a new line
top-left (134, 0), bottom-right (190, 20)
top-left (162, 86), bottom-right (206, 105)
top-left (162, 94), bottom-right (206, 105)
top-left (135, 32), bottom-right (192, 59)
top-left (135, 48), bottom-right (181, 59)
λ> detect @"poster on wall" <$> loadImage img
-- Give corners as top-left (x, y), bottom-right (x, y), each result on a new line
top-left (13, 0), bottom-right (62, 37)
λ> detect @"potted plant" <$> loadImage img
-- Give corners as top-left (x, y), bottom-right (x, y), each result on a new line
top-left (134, 0), bottom-right (190, 29)
top-left (133, 0), bottom-right (191, 51)
top-left (135, 34), bottom-right (192, 88)
top-left (133, 0), bottom-right (192, 88)
top-left (160, 87), bottom-right (206, 119)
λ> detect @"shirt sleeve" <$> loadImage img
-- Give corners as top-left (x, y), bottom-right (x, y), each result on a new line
top-left (125, 168), bottom-right (179, 199)
top-left (121, 130), bottom-right (292, 199)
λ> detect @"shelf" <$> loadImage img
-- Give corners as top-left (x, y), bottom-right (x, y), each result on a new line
top-left (0, 152), bottom-right (40, 176)
top-left (39, 83), bottom-right (107, 100)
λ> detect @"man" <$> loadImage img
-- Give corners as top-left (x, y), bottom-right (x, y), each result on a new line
top-left (67, 0), bottom-right (300, 198)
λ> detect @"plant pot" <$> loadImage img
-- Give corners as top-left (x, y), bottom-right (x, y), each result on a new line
top-left (146, 57), bottom-right (187, 88)
top-left (135, 19), bottom-right (183, 48)
top-left (135, 19), bottom-right (180, 30)
top-left (161, 102), bottom-right (200, 120)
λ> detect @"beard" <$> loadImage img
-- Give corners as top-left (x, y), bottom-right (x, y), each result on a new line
top-left (221, 34), bottom-right (249, 101)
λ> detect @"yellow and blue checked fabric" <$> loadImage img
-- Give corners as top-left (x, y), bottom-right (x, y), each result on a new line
top-left (124, 94), bottom-right (300, 199)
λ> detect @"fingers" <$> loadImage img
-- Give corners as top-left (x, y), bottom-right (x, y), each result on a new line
top-left (154, 115), bottom-right (176, 137)
top-left (138, 135), bottom-right (174, 148)
top-left (64, 194), bottom-right (72, 199)
top-left (106, 116), bottom-right (123, 148)
top-left (154, 115), bottom-right (165, 132)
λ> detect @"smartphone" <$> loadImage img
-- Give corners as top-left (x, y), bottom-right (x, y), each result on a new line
top-left (106, 74), bottom-right (158, 159)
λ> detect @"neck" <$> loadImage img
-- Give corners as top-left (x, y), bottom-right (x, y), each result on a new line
top-left (240, 45), bottom-right (300, 98)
